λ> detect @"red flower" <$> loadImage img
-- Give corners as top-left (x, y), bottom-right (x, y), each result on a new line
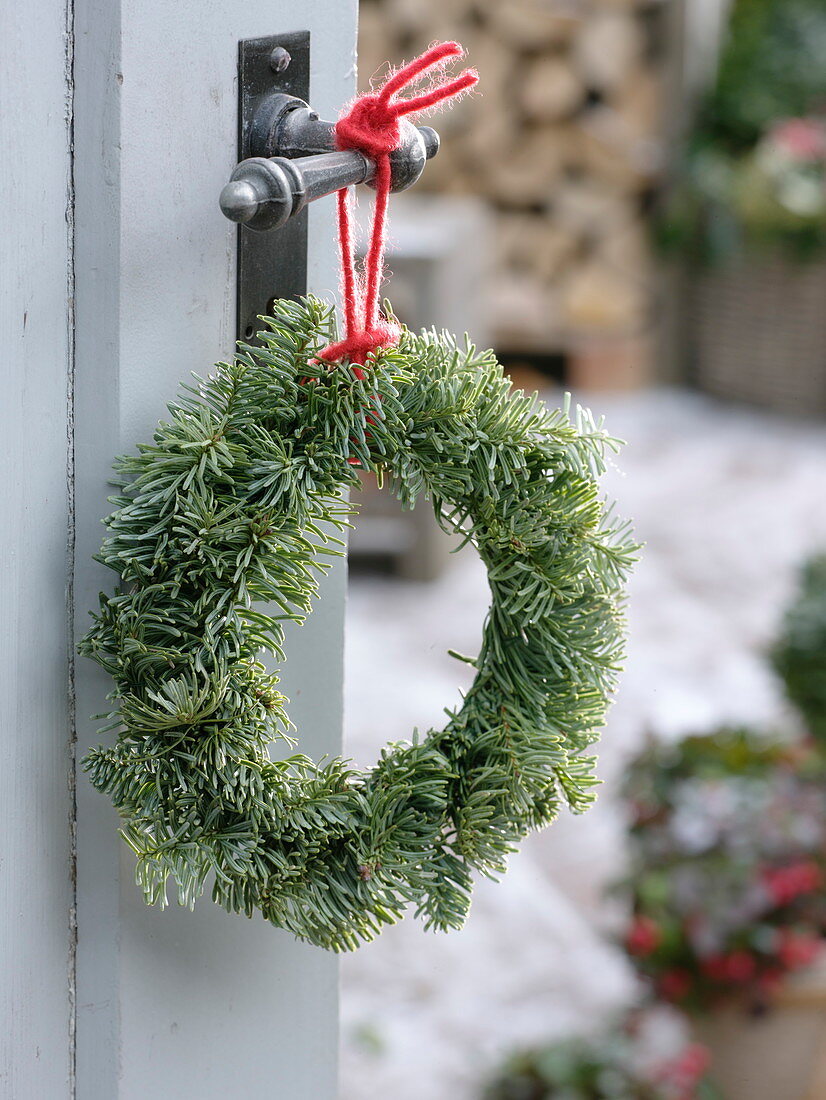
top-left (762, 861), bottom-right (822, 907)
top-left (776, 930), bottom-right (820, 971)
top-left (701, 950), bottom-right (756, 984)
top-left (626, 914), bottom-right (661, 956)
top-left (655, 1042), bottom-right (712, 1100)
top-left (659, 968), bottom-right (693, 1002)
top-left (768, 118), bottom-right (826, 162)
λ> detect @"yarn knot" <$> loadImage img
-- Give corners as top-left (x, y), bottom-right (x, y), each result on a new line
top-left (335, 95), bottom-right (401, 161)
top-left (317, 320), bottom-right (401, 368)
top-left (317, 41), bottom-right (478, 371)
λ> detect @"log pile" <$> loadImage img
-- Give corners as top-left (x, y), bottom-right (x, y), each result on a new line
top-left (358, 0), bottom-right (669, 386)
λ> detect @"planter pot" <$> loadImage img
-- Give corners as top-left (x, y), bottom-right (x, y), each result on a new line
top-left (694, 949), bottom-right (826, 1100)
top-left (691, 257), bottom-right (826, 417)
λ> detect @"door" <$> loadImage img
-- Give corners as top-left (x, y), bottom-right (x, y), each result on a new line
top-left (2, 1), bottom-right (357, 1096)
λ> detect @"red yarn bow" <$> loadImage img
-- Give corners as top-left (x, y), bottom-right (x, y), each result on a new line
top-left (318, 41), bottom-right (478, 374)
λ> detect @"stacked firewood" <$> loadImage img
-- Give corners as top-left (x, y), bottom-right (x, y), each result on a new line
top-left (358, 0), bottom-right (669, 385)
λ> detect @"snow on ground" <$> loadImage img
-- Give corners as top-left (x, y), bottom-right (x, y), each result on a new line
top-left (340, 388), bottom-right (826, 1100)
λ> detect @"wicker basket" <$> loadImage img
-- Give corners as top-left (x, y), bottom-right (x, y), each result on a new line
top-left (691, 257), bottom-right (826, 417)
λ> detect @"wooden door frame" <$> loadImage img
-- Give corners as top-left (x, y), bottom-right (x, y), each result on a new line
top-left (2, 2), bottom-right (356, 1095)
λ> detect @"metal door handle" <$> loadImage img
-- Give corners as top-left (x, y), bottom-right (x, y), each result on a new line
top-left (220, 93), bottom-right (440, 232)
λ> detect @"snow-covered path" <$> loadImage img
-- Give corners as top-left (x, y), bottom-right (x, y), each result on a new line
top-left (340, 389), bottom-right (826, 1100)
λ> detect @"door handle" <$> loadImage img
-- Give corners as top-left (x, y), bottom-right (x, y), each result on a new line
top-left (219, 93), bottom-right (440, 232)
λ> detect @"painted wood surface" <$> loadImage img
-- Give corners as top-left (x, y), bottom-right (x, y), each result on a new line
top-left (0, 0), bottom-right (74, 1096)
top-left (2, 0), bottom-right (356, 1095)
top-left (72, 3), bottom-right (356, 1096)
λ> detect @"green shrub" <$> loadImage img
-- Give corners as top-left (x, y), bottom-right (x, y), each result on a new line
top-left (773, 555), bottom-right (826, 744)
top-left (700, 0), bottom-right (826, 154)
top-left (482, 1021), bottom-right (720, 1100)
top-left (659, 0), bottom-right (826, 259)
top-left (616, 729), bottom-right (826, 1013)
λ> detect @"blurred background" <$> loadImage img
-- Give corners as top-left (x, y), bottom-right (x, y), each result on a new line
top-left (340, 1), bottom-right (826, 1097)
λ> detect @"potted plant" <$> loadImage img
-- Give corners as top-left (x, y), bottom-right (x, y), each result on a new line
top-left (618, 729), bottom-right (826, 1100)
top-left (660, 0), bottom-right (826, 415)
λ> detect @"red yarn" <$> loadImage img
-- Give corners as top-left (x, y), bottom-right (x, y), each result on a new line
top-left (318, 42), bottom-right (478, 375)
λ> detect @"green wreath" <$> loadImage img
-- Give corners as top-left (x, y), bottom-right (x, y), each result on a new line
top-left (81, 296), bottom-right (634, 951)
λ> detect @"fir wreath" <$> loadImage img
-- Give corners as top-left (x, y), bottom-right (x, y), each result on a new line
top-left (81, 296), bottom-right (634, 951)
